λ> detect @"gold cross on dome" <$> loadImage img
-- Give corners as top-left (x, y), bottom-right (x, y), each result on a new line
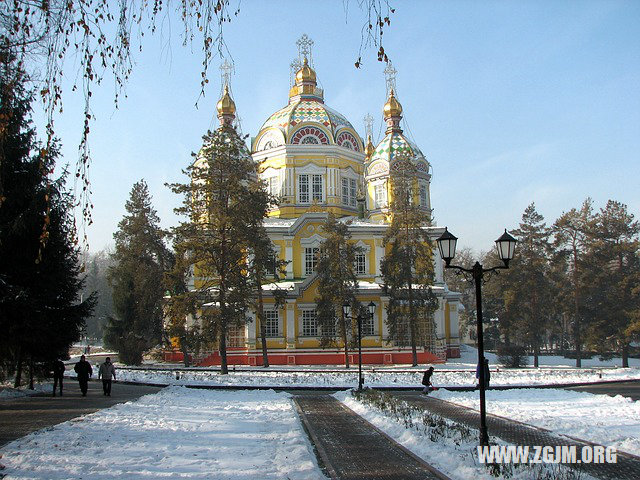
top-left (363, 113), bottom-right (375, 138)
top-left (384, 61), bottom-right (397, 94)
top-left (296, 34), bottom-right (314, 61)
top-left (220, 58), bottom-right (234, 88)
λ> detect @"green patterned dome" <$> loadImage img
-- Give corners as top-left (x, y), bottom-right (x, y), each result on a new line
top-left (366, 131), bottom-right (429, 178)
top-left (253, 99), bottom-right (363, 153)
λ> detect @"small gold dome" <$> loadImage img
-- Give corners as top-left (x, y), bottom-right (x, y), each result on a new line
top-left (295, 57), bottom-right (317, 84)
top-left (383, 88), bottom-right (403, 118)
top-left (365, 134), bottom-right (375, 158)
top-left (216, 85), bottom-right (236, 116)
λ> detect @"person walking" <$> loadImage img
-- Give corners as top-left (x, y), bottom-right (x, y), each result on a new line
top-left (476, 358), bottom-right (491, 389)
top-left (98, 357), bottom-right (116, 396)
top-left (52, 358), bottom-right (66, 396)
top-left (74, 355), bottom-right (93, 396)
top-left (421, 366), bottom-right (435, 394)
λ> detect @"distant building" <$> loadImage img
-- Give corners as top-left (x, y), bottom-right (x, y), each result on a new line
top-left (170, 37), bottom-right (461, 366)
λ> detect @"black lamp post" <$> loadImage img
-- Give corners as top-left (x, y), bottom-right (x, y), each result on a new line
top-left (436, 227), bottom-right (517, 446)
top-left (343, 301), bottom-right (376, 391)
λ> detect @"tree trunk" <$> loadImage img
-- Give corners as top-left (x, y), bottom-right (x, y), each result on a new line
top-left (621, 341), bottom-right (629, 368)
top-left (219, 325), bottom-right (228, 374)
top-left (408, 281), bottom-right (418, 367)
top-left (533, 341), bottom-right (539, 368)
top-left (180, 335), bottom-right (191, 367)
top-left (573, 244), bottom-right (582, 368)
top-left (13, 347), bottom-right (23, 388)
top-left (342, 310), bottom-right (350, 369)
top-left (257, 281), bottom-right (269, 368)
top-left (28, 358), bottom-right (34, 390)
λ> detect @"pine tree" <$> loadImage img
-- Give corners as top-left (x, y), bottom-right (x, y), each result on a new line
top-left (507, 203), bottom-right (554, 367)
top-left (315, 213), bottom-right (361, 368)
top-left (582, 200), bottom-right (639, 367)
top-left (105, 180), bottom-right (170, 365)
top-left (553, 199), bottom-right (594, 366)
top-left (0, 57), bottom-right (94, 385)
top-left (167, 125), bottom-right (261, 374)
top-left (380, 158), bottom-right (437, 366)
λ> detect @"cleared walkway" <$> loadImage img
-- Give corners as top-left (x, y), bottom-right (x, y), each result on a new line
top-left (0, 380), bottom-right (162, 447)
top-left (395, 392), bottom-right (640, 480)
top-left (294, 394), bottom-right (449, 480)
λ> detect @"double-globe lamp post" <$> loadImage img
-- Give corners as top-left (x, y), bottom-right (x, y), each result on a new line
top-left (343, 301), bottom-right (376, 391)
top-left (436, 228), bottom-right (517, 446)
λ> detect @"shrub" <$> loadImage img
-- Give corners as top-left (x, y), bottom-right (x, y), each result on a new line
top-left (497, 344), bottom-right (529, 368)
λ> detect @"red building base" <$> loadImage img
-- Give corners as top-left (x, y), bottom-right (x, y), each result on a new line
top-left (164, 348), bottom-right (445, 366)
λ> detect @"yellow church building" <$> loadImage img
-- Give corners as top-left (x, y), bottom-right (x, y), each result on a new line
top-left (182, 37), bottom-right (462, 366)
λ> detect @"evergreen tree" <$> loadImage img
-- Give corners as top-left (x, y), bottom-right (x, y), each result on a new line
top-left (442, 247), bottom-right (477, 344)
top-left (81, 249), bottom-right (115, 340)
top-left (168, 125), bottom-right (261, 374)
top-left (105, 180), bottom-right (170, 365)
top-left (582, 200), bottom-right (639, 367)
top-left (0, 57), bottom-right (94, 385)
top-left (315, 213), bottom-right (361, 368)
top-left (552, 199), bottom-right (594, 366)
top-left (380, 158), bottom-right (437, 366)
top-left (506, 203), bottom-right (554, 367)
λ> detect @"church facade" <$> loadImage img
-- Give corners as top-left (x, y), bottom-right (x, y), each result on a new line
top-left (178, 38), bottom-right (462, 366)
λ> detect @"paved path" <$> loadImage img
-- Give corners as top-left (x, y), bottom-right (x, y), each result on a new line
top-left (293, 394), bottom-right (449, 480)
top-left (394, 392), bottom-right (640, 480)
top-left (0, 381), bottom-right (162, 447)
top-left (566, 380), bottom-right (640, 401)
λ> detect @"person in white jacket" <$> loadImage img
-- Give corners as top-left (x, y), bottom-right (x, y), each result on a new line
top-left (98, 357), bottom-right (116, 396)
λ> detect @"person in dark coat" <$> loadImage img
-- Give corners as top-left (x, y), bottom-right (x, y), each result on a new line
top-left (52, 358), bottom-right (66, 396)
top-left (74, 355), bottom-right (93, 396)
top-left (476, 358), bottom-right (491, 389)
top-left (421, 366), bottom-right (435, 394)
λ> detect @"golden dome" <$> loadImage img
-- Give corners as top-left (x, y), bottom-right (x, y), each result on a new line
top-left (365, 134), bottom-right (375, 158)
top-left (295, 57), bottom-right (317, 84)
top-left (216, 85), bottom-right (236, 116)
top-left (383, 88), bottom-right (403, 118)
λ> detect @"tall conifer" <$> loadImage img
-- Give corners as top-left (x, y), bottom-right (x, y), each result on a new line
top-left (106, 180), bottom-right (170, 365)
top-left (380, 158), bottom-right (437, 366)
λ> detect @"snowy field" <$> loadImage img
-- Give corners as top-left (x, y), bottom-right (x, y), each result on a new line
top-left (432, 388), bottom-right (640, 457)
top-left (0, 388), bottom-right (324, 479)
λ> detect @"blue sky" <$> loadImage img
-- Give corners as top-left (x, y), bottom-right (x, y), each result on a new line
top-left (42, 0), bottom-right (640, 254)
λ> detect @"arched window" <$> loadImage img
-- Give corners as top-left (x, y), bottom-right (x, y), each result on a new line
top-left (291, 126), bottom-right (330, 145)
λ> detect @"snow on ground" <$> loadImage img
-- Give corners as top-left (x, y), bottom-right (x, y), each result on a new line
top-left (431, 388), bottom-right (640, 457)
top-left (336, 391), bottom-right (597, 480)
top-left (0, 383), bottom-right (52, 401)
top-left (0, 387), bottom-right (324, 480)
top-left (105, 364), bottom-right (640, 389)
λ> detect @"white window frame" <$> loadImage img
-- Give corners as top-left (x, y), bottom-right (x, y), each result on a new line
top-left (299, 174), bottom-right (309, 203)
top-left (355, 252), bottom-right (367, 275)
top-left (353, 240), bottom-right (371, 276)
top-left (374, 183), bottom-right (387, 209)
top-left (341, 177), bottom-right (357, 207)
top-left (361, 312), bottom-right (375, 336)
top-left (301, 309), bottom-right (318, 337)
top-left (304, 246), bottom-right (319, 276)
top-left (264, 309), bottom-right (280, 337)
top-left (419, 181), bottom-right (429, 208)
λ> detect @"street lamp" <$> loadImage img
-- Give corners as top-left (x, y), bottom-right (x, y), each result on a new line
top-left (436, 227), bottom-right (517, 446)
top-left (343, 301), bottom-right (376, 391)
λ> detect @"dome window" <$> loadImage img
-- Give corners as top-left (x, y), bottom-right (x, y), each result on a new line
top-left (336, 131), bottom-right (361, 152)
top-left (291, 126), bottom-right (329, 145)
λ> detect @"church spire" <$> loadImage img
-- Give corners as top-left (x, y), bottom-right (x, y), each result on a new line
top-left (289, 34), bottom-right (323, 102)
top-left (217, 59), bottom-right (236, 128)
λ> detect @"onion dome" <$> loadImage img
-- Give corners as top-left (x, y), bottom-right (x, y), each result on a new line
top-left (253, 59), bottom-right (363, 154)
top-left (383, 88), bottom-right (403, 134)
top-left (364, 133), bottom-right (375, 160)
top-left (366, 91), bottom-right (430, 180)
top-left (295, 57), bottom-right (317, 85)
top-left (383, 88), bottom-right (403, 118)
top-left (216, 85), bottom-right (236, 127)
